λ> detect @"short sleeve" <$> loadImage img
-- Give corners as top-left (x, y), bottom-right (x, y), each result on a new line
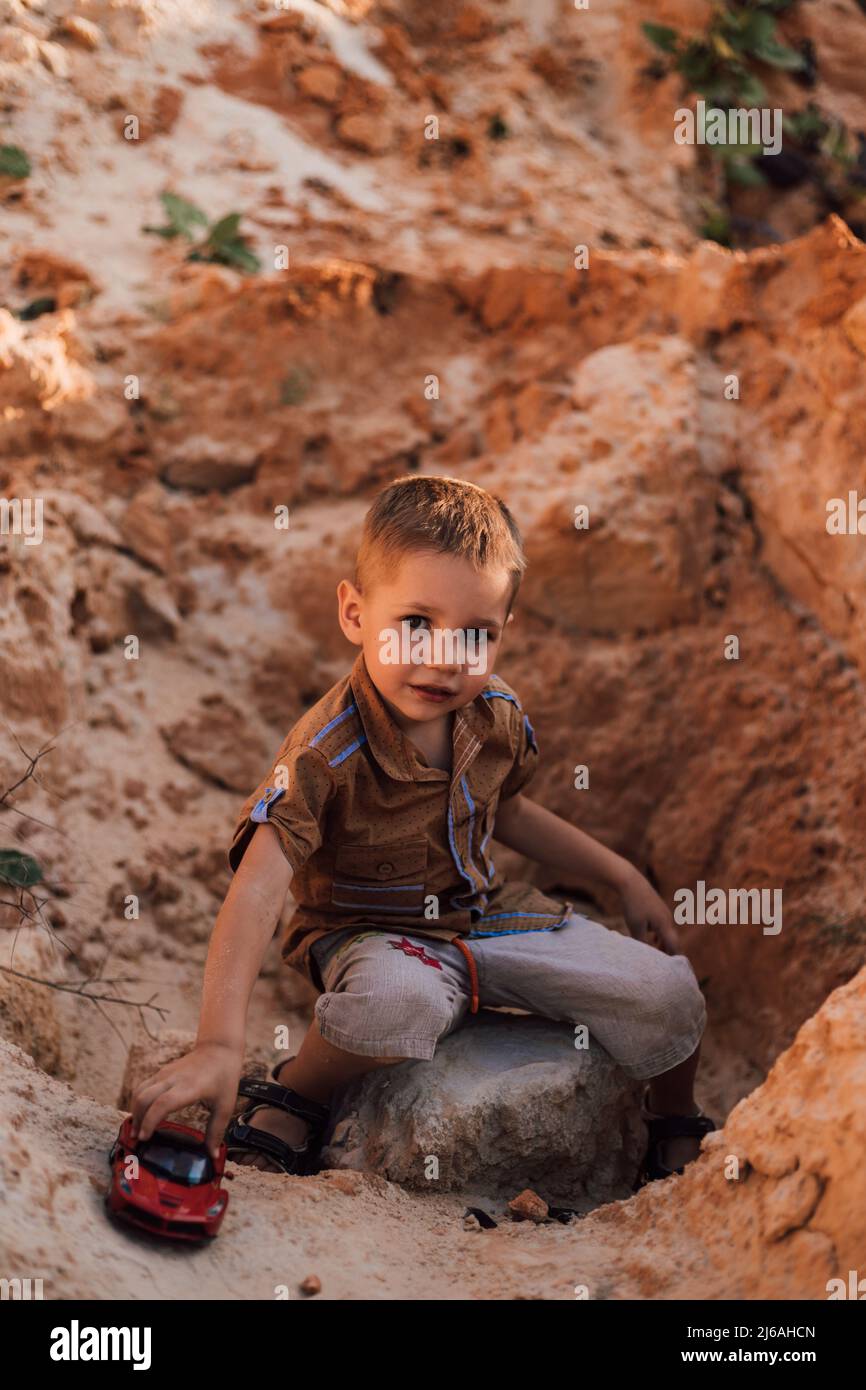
top-left (497, 709), bottom-right (539, 802)
top-left (228, 743), bottom-right (336, 875)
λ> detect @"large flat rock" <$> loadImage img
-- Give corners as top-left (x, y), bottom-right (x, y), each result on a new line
top-left (318, 1011), bottom-right (646, 1208)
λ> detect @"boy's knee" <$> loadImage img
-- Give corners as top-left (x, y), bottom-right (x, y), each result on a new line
top-left (656, 957), bottom-right (707, 1035)
top-left (314, 978), bottom-right (453, 1061)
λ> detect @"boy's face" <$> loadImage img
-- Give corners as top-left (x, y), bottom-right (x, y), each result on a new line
top-left (337, 551), bottom-right (514, 729)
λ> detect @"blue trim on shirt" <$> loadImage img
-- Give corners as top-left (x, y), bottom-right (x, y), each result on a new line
top-left (475, 910), bottom-right (565, 922)
top-left (448, 799), bottom-right (485, 916)
top-left (251, 786), bottom-right (285, 823)
top-left (482, 689), bottom-right (521, 707)
top-left (328, 734), bottom-right (367, 767)
top-left (467, 920), bottom-right (565, 938)
top-left (332, 900), bottom-right (425, 913)
top-left (310, 704), bottom-right (357, 746)
top-left (460, 775), bottom-right (479, 881)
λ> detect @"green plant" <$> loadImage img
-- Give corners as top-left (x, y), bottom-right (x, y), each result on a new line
top-left (0, 849), bottom-right (43, 887)
top-left (0, 145), bottom-right (30, 178)
top-left (142, 191), bottom-right (208, 241)
top-left (643, 5), bottom-right (805, 108)
top-left (14, 297), bottom-right (57, 321)
top-left (143, 192), bottom-right (261, 273)
top-left (188, 213), bottom-right (261, 273)
top-left (783, 102), bottom-right (848, 158)
top-left (642, 3), bottom-right (866, 243)
top-left (698, 198), bottom-right (733, 245)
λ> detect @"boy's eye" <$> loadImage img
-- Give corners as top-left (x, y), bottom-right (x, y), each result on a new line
top-left (401, 614), bottom-right (430, 631)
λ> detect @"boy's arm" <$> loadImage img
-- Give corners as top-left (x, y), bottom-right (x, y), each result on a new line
top-left (197, 822), bottom-right (295, 1052)
top-left (493, 794), bottom-right (681, 953)
top-left (131, 823), bottom-right (294, 1155)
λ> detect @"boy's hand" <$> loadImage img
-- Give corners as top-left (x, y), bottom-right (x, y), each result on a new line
top-left (618, 868), bottom-right (682, 955)
top-left (129, 1041), bottom-right (243, 1162)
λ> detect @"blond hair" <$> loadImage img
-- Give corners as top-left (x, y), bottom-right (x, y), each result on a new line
top-left (354, 475), bottom-right (526, 608)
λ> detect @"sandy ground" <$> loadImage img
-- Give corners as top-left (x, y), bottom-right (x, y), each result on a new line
top-left (2, 0), bottom-right (866, 1300)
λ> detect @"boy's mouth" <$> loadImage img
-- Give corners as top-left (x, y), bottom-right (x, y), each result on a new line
top-left (409, 682), bottom-right (456, 703)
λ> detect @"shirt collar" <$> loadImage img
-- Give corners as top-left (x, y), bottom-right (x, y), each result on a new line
top-left (348, 649), bottom-right (495, 783)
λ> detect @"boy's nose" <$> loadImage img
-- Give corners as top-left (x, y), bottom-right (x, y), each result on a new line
top-left (423, 656), bottom-right (461, 677)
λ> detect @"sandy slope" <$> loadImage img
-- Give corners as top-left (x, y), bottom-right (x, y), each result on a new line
top-left (2, 0), bottom-right (866, 1299)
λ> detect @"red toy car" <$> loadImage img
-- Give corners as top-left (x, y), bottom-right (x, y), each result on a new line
top-left (106, 1116), bottom-right (229, 1242)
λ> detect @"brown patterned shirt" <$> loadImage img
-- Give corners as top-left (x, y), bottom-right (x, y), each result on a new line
top-left (228, 650), bottom-right (572, 992)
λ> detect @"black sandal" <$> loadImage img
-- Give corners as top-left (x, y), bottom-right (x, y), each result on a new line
top-left (224, 1060), bottom-right (331, 1176)
top-left (633, 1087), bottom-right (717, 1191)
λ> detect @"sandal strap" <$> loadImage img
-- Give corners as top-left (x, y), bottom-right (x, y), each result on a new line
top-left (645, 1113), bottom-right (716, 1141)
top-left (224, 1117), bottom-right (311, 1175)
top-left (236, 1077), bottom-right (330, 1128)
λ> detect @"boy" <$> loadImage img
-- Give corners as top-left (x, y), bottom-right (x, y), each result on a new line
top-left (131, 476), bottom-right (715, 1187)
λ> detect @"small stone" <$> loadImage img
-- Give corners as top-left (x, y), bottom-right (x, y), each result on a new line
top-left (336, 112), bottom-right (392, 155)
top-left (507, 1189), bottom-right (549, 1223)
top-left (160, 441), bottom-right (259, 491)
top-left (37, 39), bottom-right (70, 77)
top-left (0, 28), bottom-right (41, 65)
top-left (462, 1214), bottom-right (481, 1231)
top-left (298, 65), bottom-right (343, 104)
top-left (299, 1274), bottom-right (321, 1296)
top-left (59, 15), bottom-right (103, 50)
top-left (118, 489), bottom-right (173, 574)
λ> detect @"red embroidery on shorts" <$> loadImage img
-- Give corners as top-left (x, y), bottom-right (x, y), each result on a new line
top-left (388, 936), bottom-right (443, 970)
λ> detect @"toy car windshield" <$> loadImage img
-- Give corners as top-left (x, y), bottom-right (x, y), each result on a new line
top-left (136, 1131), bottom-right (215, 1185)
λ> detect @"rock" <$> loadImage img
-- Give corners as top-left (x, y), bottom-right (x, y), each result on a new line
top-left (37, 39), bottom-right (69, 77)
top-left (452, 5), bottom-right (493, 42)
top-left (508, 1188), bottom-right (549, 1223)
top-left (58, 15), bottom-right (103, 50)
top-left (124, 573), bottom-right (180, 641)
top-left (298, 64), bottom-right (343, 104)
top-left (51, 489), bottom-right (123, 548)
top-left (160, 437), bottom-right (260, 491)
top-left (761, 1169), bottom-right (823, 1243)
top-left (0, 26), bottom-right (41, 65)
top-left (318, 1012), bottom-right (645, 1205)
top-left (299, 1274), bottom-right (321, 1296)
top-left (841, 293), bottom-right (866, 356)
top-left (13, 249), bottom-right (96, 309)
top-left (118, 487), bottom-right (173, 574)
top-left (336, 111), bottom-right (393, 155)
top-left (161, 694), bottom-right (271, 793)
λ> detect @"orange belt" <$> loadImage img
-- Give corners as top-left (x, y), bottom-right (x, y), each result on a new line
top-left (450, 935), bottom-right (479, 1014)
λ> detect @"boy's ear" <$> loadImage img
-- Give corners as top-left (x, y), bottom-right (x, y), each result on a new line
top-left (337, 578), bottom-right (364, 647)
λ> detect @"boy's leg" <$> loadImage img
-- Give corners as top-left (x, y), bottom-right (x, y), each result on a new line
top-left (278, 1016), bottom-right (407, 1104)
top-left (234, 1017), bottom-right (405, 1171)
top-left (643, 1041), bottom-right (704, 1171)
top-left (237, 928), bottom-right (471, 1171)
top-left (470, 913), bottom-right (708, 1168)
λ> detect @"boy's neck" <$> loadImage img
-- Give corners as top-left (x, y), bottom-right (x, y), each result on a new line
top-left (378, 689), bottom-right (456, 773)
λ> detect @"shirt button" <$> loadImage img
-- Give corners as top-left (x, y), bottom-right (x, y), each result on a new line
top-left (377, 861), bottom-right (394, 876)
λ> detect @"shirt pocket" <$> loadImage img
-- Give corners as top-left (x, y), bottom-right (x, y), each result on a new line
top-left (330, 840), bottom-right (428, 917)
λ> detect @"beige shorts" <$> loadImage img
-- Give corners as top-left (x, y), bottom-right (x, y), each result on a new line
top-left (309, 912), bottom-right (706, 1081)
